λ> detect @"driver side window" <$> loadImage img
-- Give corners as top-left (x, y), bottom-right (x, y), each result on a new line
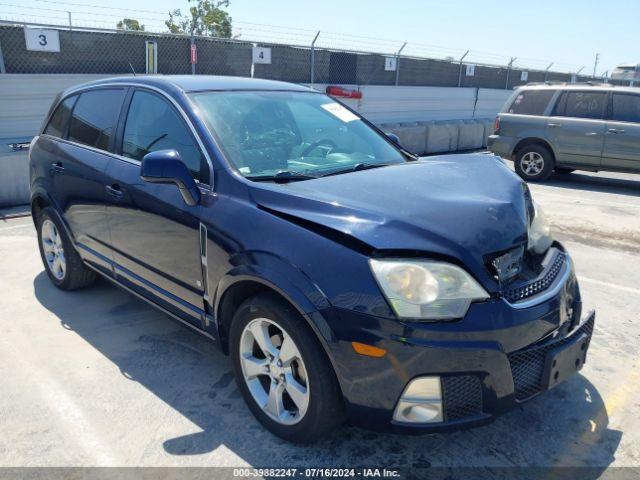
top-left (122, 90), bottom-right (208, 183)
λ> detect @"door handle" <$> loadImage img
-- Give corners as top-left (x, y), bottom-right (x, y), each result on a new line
top-left (105, 184), bottom-right (123, 200)
top-left (50, 162), bottom-right (65, 174)
top-left (547, 123), bottom-right (562, 128)
top-left (585, 132), bottom-right (599, 136)
top-left (607, 128), bottom-right (625, 134)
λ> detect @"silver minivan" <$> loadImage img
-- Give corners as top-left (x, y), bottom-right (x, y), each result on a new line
top-left (488, 83), bottom-right (640, 181)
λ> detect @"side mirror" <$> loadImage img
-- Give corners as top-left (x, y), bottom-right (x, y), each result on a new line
top-left (386, 132), bottom-right (401, 146)
top-left (140, 149), bottom-right (200, 206)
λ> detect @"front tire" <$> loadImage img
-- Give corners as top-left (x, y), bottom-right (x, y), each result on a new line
top-left (514, 144), bottom-right (555, 182)
top-left (230, 293), bottom-right (344, 443)
top-left (36, 207), bottom-right (96, 290)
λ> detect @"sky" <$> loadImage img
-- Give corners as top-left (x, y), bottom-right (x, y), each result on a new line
top-left (7, 0), bottom-right (638, 75)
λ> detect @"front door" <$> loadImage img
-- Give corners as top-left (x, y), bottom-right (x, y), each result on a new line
top-left (105, 88), bottom-right (210, 327)
top-left (546, 90), bottom-right (607, 167)
top-left (602, 92), bottom-right (640, 171)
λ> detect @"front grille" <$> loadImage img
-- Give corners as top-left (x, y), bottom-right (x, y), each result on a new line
top-left (442, 375), bottom-right (483, 421)
top-left (508, 315), bottom-right (595, 401)
top-left (503, 252), bottom-right (566, 303)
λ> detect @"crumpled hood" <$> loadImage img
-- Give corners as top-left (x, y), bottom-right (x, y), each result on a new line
top-left (250, 154), bottom-right (529, 287)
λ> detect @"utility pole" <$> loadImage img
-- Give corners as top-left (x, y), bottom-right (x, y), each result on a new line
top-left (67, 11), bottom-right (72, 31)
top-left (592, 53), bottom-right (600, 78)
top-left (505, 57), bottom-right (516, 90)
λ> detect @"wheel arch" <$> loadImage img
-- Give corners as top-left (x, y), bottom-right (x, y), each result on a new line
top-left (213, 270), bottom-right (336, 358)
top-left (513, 137), bottom-right (557, 162)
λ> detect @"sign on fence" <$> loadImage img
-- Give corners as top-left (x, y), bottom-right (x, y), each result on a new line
top-left (24, 28), bottom-right (60, 52)
top-left (190, 43), bottom-right (197, 64)
top-left (384, 56), bottom-right (397, 72)
top-left (520, 71), bottom-right (528, 81)
top-left (145, 41), bottom-right (157, 74)
top-left (252, 46), bottom-right (271, 64)
top-left (466, 64), bottom-right (475, 76)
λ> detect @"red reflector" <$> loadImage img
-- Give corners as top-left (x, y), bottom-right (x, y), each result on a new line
top-left (494, 116), bottom-right (500, 134)
top-left (326, 86), bottom-right (362, 99)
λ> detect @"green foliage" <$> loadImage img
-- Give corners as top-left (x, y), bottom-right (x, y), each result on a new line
top-left (116, 18), bottom-right (145, 31)
top-left (165, 0), bottom-right (233, 38)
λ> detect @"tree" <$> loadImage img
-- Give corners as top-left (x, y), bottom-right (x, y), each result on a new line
top-left (165, 0), bottom-right (232, 38)
top-left (116, 18), bottom-right (145, 31)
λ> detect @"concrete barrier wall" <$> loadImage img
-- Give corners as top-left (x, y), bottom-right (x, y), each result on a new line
top-left (0, 150), bottom-right (29, 207)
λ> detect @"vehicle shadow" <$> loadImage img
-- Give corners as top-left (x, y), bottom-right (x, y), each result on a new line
top-left (543, 171), bottom-right (640, 197)
top-left (33, 272), bottom-right (622, 475)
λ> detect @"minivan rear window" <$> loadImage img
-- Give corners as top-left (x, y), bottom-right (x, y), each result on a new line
top-left (68, 89), bottom-right (126, 151)
top-left (44, 96), bottom-right (77, 138)
top-left (507, 90), bottom-right (556, 115)
top-left (552, 91), bottom-right (606, 120)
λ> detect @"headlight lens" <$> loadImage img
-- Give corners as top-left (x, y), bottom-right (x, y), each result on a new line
top-left (369, 259), bottom-right (489, 320)
top-left (528, 202), bottom-right (552, 254)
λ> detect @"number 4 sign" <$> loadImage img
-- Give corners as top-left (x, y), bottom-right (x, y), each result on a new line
top-left (252, 46), bottom-right (271, 64)
top-left (24, 28), bottom-right (60, 52)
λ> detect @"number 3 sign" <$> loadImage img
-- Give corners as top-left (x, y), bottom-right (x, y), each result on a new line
top-left (24, 28), bottom-right (60, 52)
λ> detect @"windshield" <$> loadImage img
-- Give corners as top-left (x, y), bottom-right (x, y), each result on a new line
top-left (189, 91), bottom-right (406, 179)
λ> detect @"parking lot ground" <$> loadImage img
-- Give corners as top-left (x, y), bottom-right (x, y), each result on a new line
top-left (0, 166), bottom-right (639, 474)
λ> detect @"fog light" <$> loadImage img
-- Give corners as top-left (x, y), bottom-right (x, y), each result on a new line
top-left (392, 376), bottom-right (443, 424)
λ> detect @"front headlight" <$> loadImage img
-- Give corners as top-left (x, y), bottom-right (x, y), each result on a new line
top-left (528, 202), bottom-right (552, 254)
top-left (369, 259), bottom-right (489, 321)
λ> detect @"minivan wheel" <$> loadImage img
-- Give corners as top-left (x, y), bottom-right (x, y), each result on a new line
top-left (515, 145), bottom-right (555, 181)
top-left (229, 293), bottom-right (344, 443)
top-left (36, 207), bottom-right (96, 290)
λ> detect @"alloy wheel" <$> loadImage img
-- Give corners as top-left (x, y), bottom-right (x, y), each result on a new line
top-left (41, 219), bottom-right (66, 280)
top-left (239, 318), bottom-right (310, 425)
top-left (520, 152), bottom-right (545, 176)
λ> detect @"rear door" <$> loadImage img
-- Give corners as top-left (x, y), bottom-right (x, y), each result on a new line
top-left (602, 92), bottom-right (640, 170)
top-left (105, 88), bottom-right (208, 327)
top-left (46, 88), bottom-right (126, 274)
top-left (546, 90), bottom-right (607, 167)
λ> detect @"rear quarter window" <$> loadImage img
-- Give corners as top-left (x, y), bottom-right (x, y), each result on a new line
top-left (44, 96), bottom-right (77, 138)
top-left (507, 90), bottom-right (556, 115)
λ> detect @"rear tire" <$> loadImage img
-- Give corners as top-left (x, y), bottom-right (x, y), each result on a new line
top-left (229, 293), bottom-right (344, 443)
top-left (36, 207), bottom-right (96, 290)
top-left (514, 144), bottom-right (555, 182)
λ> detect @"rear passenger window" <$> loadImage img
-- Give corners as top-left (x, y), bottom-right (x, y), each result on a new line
top-left (68, 89), bottom-right (126, 150)
top-left (507, 90), bottom-right (556, 115)
top-left (122, 90), bottom-right (207, 182)
top-left (611, 94), bottom-right (640, 123)
top-left (44, 96), bottom-right (77, 138)
top-left (552, 91), bottom-right (606, 120)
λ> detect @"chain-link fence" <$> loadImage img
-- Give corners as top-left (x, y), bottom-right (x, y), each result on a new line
top-left (0, 20), bottom-right (631, 89)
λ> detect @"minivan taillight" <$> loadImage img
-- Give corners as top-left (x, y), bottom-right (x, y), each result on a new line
top-left (493, 116), bottom-right (500, 134)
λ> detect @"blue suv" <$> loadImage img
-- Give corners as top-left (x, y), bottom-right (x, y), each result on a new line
top-left (29, 76), bottom-right (595, 443)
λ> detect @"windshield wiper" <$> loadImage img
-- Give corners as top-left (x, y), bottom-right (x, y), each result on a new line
top-left (248, 170), bottom-right (318, 183)
top-left (320, 162), bottom-right (392, 177)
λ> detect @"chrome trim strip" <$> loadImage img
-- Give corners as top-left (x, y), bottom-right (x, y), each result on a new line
top-left (199, 222), bottom-right (211, 328)
top-left (505, 255), bottom-right (572, 309)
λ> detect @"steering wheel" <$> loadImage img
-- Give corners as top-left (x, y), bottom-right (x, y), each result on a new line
top-left (301, 139), bottom-right (337, 157)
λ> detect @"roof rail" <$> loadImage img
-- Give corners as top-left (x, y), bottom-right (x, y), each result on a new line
top-left (525, 81), bottom-right (614, 87)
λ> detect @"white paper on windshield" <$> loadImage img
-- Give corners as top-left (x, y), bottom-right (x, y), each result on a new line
top-left (321, 102), bottom-right (359, 123)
